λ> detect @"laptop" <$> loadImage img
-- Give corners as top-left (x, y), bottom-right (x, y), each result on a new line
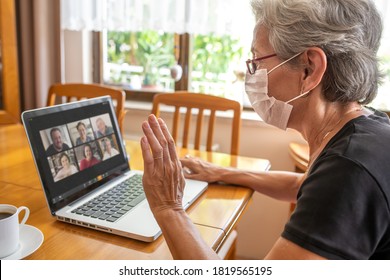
top-left (22, 96), bottom-right (208, 242)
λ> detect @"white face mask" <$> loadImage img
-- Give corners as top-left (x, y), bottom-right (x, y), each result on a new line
top-left (245, 52), bottom-right (310, 130)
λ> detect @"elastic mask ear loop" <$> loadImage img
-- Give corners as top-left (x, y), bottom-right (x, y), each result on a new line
top-left (267, 52), bottom-right (303, 75)
top-left (286, 89), bottom-right (311, 104)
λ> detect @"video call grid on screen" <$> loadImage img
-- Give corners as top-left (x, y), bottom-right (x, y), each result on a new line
top-left (24, 99), bottom-right (129, 211)
top-left (40, 113), bottom-right (120, 182)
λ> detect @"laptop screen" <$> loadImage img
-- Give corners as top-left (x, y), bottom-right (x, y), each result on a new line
top-left (22, 97), bottom-right (130, 214)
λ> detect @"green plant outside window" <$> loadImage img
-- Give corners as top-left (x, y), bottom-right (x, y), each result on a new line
top-left (191, 34), bottom-right (246, 97)
top-left (106, 31), bottom-right (175, 90)
top-left (104, 30), bottom-right (248, 99)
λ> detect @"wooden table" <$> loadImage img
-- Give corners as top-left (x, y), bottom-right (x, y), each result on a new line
top-left (0, 124), bottom-right (270, 259)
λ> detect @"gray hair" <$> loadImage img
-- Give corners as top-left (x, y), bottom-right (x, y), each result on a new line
top-left (251, 0), bottom-right (383, 104)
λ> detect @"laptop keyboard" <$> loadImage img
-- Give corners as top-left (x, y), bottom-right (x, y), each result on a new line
top-left (72, 174), bottom-right (145, 222)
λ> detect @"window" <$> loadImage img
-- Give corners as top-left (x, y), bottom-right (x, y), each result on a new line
top-left (61, 0), bottom-right (254, 104)
top-left (62, 0), bottom-right (390, 111)
top-left (371, 35), bottom-right (390, 111)
top-left (190, 34), bottom-right (248, 104)
top-left (367, 0), bottom-right (390, 110)
top-left (104, 31), bottom-right (175, 91)
top-left (103, 30), bottom-right (250, 105)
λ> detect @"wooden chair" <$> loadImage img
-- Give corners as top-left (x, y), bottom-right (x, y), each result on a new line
top-left (47, 83), bottom-right (126, 133)
top-left (151, 92), bottom-right (242, 155)
top-left (288, 142), bottom-right (309, 173)
top-left (288, 142), bottom-right (309, 214)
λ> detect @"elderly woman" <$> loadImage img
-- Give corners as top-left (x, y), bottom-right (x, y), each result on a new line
top-left (140, 0), bottom-right (390, 260)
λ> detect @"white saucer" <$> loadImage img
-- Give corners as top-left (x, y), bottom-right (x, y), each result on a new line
top-left (1, 224), bottom-right (44, 260)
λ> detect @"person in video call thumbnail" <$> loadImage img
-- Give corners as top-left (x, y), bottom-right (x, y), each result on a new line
top-left (46, 127), bottom-right (70, 156)
top-left (75, 121), bottom-right (93, 145)
top-left (102, 137), bottom-right (119, 160)
top-left (54, 153), bottom-right (78, 181)
top-left (95, 117), bottom-right (114, 138)
top-left (79, 143), bottom-right (101, 171)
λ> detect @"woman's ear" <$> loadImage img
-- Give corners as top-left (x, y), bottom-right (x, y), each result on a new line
top-left (301, 47), bottom-right (327, 91)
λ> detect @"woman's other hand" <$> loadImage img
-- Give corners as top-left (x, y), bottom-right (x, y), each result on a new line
top-left (180, 155), bottom-right (222, 183)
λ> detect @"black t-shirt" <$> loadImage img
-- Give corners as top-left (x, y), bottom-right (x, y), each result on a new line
top-left (46, 143), bottom-right (71, 156)
top-left (282, 109), bottom-right (390, 259)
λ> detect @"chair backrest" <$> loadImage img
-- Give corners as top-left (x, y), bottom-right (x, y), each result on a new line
top-left (47, 83), bottom-right (126, 133)
top-left (288, 142), bottom-right (309, 173)
top-left (151, 92), bottom-right (242, 155)
top-left (288, 141), bottom-right (309, 215)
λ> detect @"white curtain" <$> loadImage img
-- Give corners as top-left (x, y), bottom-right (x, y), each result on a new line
top-left (374, 0), bottom-right (390, 52)
top-left (61, 0), bottom-right (389, 44)
top-left (60, 0), bottom-right (255, 37)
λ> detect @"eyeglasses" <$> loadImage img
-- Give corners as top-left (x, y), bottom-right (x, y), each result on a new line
top-left (246, 53), bottom-right (277, 75)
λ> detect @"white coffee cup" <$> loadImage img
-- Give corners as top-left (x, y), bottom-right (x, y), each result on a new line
top-left (0, 204), bottom-right (30, 258)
